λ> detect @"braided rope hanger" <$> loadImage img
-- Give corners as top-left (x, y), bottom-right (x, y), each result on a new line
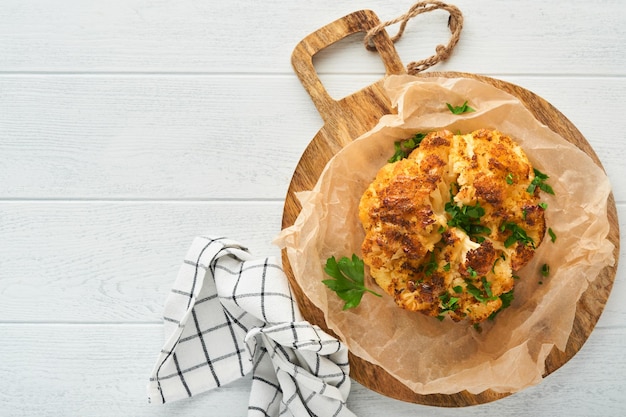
top-left (363, 1), bottom-right (464, 74)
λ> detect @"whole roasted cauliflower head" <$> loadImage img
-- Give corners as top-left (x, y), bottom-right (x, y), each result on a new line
top-left (359, 129), bottom-right (546, 323)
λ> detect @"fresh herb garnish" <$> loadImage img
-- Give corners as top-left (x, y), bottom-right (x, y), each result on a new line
top-left (538, 202), bottom-right (548, 210)
top-left (500, 222), bottom-right (535, 248)
top-left (447, 101), bottom-right (475, 114)
top-left (481, 276), bottom-right (494, 298)
top-left (424, 251), bottom-right (438, 276)
top-left (465, 282), bottom-right (484, 302)
top-left (527, 168), bottom-right (554, 195)
top-left (491, 254), bottom-right (506, 273)
top-left (541, 263), bottom-right (550, 277)
top-left (505, 172), bottom-right (514, 184)
top-left (445, 197), bottom-right (491, 242)
top-left (466, 281), bottom-right (498, 304)
top-left (388, 132), bottom-right (427, 163)
top-left (439, 292), bottom-right (460, 313)
top-left (437, 290), bottom-right (461, 321)
top-left (466, 266), bottom-right (478, 278)
top-left (323, 255), bottom-right (382, 310)
top-left (499, 290), bottom-right (515, 310)
top-left (548, 227), bottom-right (557, 243)
top-left (489, 289), bottom-right (515, 320)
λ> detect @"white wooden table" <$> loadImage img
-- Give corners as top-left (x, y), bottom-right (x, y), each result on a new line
top-left (1, 1), bottom-right (624, 416)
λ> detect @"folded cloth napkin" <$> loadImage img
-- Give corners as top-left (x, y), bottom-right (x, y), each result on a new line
top-left (147, 236), bottom-right (355, 417)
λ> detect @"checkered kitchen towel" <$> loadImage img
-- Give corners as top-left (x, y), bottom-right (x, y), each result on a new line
top-left (147, 236), bottom-right (355, 416)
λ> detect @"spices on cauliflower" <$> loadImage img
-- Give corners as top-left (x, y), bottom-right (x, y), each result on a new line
top-left (359, 129), bottom-right (547, 323)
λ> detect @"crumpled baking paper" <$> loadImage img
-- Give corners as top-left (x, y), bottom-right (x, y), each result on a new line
top-left (275, 75), bottom-right (615, 395)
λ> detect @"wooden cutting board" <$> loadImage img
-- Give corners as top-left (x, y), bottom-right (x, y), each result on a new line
top-left (281, 9), bottom-right (620, 407)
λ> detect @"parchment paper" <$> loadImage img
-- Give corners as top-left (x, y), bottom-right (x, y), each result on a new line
top-left (275, 75), bottom-right (615, 395)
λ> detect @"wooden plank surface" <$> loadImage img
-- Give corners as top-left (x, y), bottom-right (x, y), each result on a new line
top-left (0, 202), bottom-right (282, 322)
top-left (0, 323), bottom-right (624, 417)
top-left (0, 0), bottom-right (623, 74)
top-left (0, 0), bottom-right (624, 415)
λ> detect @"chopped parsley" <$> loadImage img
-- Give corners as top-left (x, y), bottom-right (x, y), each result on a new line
top-left (439, 292), bottom-right (460, 314)
top-left (447, 101), bottom-right (475, 114)
top-left (489, 289), bottom-right (515, 321)
top-left (445, 196), bottom-right (492, 242)
top-left (527, 168), bottom-right (554, 195)
top-left (548, 227), bottom-right (557, 243)
top-left (424, 251), bottom-right (438, 276)
top-left (466, 280), bottom-right (498, 304)
top-left (500, 222), bottom-right (535, 248)
top-left (499, 290), bottom-right (515, 310)
top-left (388, 132), bottom-right (427, 163)
top-left (481, 276), bottom-right (494, 298)
top-left (491, 254), bottom-right (506, 273)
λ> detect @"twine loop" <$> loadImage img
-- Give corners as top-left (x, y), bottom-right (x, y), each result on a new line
top-left (364, 1), bottom-right (463, 74)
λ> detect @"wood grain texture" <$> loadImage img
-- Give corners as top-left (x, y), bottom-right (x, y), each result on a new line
top-left (0, 324), bottom-right (623, 417)
top-left (0, 76), bottom-right (316, 199)
top-left (282, 9), bottom-right (620, 407)
top-left (0, 0), bottom-right (623, 74)
top-left (0, 202), bottom-right (282, 322)
top-left (0, 324), bottom-right (252, 417)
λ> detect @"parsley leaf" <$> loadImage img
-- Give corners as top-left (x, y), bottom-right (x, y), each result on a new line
top-left (489, 289), bottom-right (515, 321)
top-left (527, 168), bottom-right (555, 195)
top-left (445, 196), bottom-right (491, 242)
top-left (548, 227), bottom-right (557, 243)
top-left (388, 132), bottom-right (427, 163)
top-left (500, 222), bottom-right (535, 248)
top-left (466, 281), bottom-right (498, 304)
top-left (437, 291), bottom-right (461, 321)
top-left (481, 276), bottom-right (494, 298)
top-left (439, 292), bottom-right (460, 314)
top-left (500, 290), bottom-right (515, 310)
top-left (466, 266), bottom-right (478, 278)
top-left (447, 101), bottom-right (475, 114)
top-left (323, 255), bottom-right (382, 310)
top-left (424, 251), bottom-right (438, 276)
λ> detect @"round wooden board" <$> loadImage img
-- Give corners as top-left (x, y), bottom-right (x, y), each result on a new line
top-left (281, 10), bottom-right (620, 407)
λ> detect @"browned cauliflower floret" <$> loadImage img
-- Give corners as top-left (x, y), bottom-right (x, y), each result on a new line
top-left (359, 129), bottom-right (546, 323)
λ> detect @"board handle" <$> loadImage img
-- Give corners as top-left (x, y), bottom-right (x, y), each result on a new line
top-left (291, 9), bottom-right (405, 123)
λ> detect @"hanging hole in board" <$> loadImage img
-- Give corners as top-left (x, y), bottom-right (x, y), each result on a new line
top-left (312, 32), bottom-right (388, 101)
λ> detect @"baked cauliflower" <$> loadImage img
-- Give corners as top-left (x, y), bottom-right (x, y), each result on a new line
top-left (359, 129), bottom-right (546, 323)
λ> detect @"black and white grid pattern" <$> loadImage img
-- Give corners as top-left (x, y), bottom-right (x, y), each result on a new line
top-left (147, 236), bottom-right (355, 417)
